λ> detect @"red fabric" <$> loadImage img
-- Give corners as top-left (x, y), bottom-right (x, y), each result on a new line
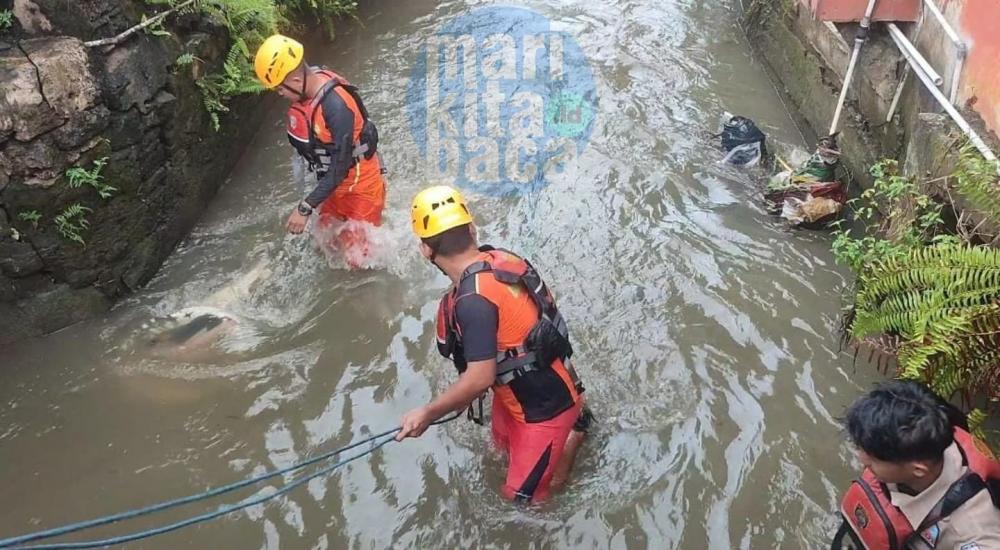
top-left (492, 397), bottom-right (581, 503)
top-left (314, 174), bottom-right (385, 268)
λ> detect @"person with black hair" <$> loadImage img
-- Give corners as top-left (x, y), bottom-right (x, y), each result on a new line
top-left (834, 380), bottom-right (1000, 550)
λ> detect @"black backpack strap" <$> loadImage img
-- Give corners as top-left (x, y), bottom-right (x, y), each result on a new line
top-left (916, 473), bottom-right (990, 533)
top-left (307, 79), bottom-right (341, 146)
top-left (829, 517), bottom-right (850, 550)
top-left (458, 260), bottom-right (492, 283)
top-left (988, 478), bottom-right (1000, 508)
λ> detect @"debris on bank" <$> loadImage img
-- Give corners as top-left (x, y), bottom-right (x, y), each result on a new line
top-left (765, 134), bottom-right (847, 228)
top-left (717, 112), bottom-right (848, 229)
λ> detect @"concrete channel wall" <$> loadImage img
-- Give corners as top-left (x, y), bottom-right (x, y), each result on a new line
top-left (0, 1), bottom-right (266, 345)
top-left (744, 0), bottom-right (999, 189)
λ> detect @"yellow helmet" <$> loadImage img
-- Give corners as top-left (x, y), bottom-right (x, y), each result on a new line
top-left (254, 34), bottom-right (304, 89)
top-left (411, 186), bottom-right (474, 238)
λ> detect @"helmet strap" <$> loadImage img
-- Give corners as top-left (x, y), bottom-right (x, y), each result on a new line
top-left (431, 259), bottom-right (448, 278)
top-left (426, 246), bottom-right (449, 277)
top-left (297, 64), bottom-right (309, 103)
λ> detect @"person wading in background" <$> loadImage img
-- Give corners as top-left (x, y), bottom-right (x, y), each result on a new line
top-left (253, 34), bottom-right (386, 267)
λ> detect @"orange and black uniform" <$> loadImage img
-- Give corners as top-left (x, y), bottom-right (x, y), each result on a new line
top-left (436, 246), bottom-right (584, 502)
top-left (285, 68), bottom-right (385, 225)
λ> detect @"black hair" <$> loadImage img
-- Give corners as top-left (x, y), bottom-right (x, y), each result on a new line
top-left (844, 380), bottom-right (958, 463)
top-left (422, 223), bottom-right (475, 258)
top-left (149, 314), bottom-right (225, 346)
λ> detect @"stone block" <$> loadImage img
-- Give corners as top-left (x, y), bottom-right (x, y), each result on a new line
top-left (17, 284), bottom-right (111, 334)
top-left (0, 241), bottom-right (45, 277)
top-left (100, 36), bottom-right (171, 112)
top-left (0, 274), bottom-right (17, 302)
top-left (0, 138), bottom-right (66, 187)
top-left (9, 271), bottom-right (54, 298)
top-left (20, 37), bottom-right (101, 114)
top-left (19, 0), bottom-right (137, 41)
top-left (12, 0), bottom-right (54, 35)
top-left (0, 46), bottom-right (61, 141)
top-left (103, 107), bottom-right (143, 150)
top-left (0, 301), bottom-right (34, 345)
top-left (52, 105), bottom-right (111, 151)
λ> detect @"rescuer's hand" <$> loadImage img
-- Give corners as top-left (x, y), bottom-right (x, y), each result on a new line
top-left (286, 210), bottom-right (308, 234)
top-left (397, 406), bottom-right (434, 441)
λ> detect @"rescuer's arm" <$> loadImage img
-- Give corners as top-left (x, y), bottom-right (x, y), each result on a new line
top-left (303, 93), bottom-right (356, 208)
top-left (395, 359), bottom-right (495, 440)
top-left (397, 296), bottom-right (498, 440)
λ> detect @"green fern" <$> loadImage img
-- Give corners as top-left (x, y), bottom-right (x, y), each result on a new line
top-left (953, 142), bottom-right (1000, 223)
top-left (54, 204), bottom-right (92, 246)
top-left (175, 53), bottom-right (198, 66)
top-left (147, 0), bottom-right (357, 127)
top-left (66, 157), bottom-right (116, 199)
top-left (849, 244), bottom-right (1000, 402)
top-left (17, 210), bottom-right (42, 228)
top-left (0, 9), bottom-right (14, 32)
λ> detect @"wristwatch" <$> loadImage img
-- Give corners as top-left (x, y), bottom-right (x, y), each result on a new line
top-left (297, 201), bottom-right (313, 216)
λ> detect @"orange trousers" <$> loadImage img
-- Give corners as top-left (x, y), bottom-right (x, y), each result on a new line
top-left (315, 174), bottom-right (386, 267)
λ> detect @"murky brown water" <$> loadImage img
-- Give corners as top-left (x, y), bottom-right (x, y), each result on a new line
top-left (0, 0), bottom-right (885, 547)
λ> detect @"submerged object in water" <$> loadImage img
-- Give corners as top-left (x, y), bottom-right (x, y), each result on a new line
top-left (719, 112), bottom-right (767, 166)
top-left (145, 307), bottom-right (238, 360)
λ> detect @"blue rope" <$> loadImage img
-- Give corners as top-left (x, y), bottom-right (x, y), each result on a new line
top-left (18, 436), bottom-right (397, 549)
top-left (0, 412), bottom-right (460, 548)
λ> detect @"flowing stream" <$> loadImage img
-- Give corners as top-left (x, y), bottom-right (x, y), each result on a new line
top-left (0, 0), bottom-right (882, 547)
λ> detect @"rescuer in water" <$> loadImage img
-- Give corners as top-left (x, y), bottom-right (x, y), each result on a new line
top-left (396, 185), bottom-right (594, 503)
top-left (253, 34), bottom-right (386, 267)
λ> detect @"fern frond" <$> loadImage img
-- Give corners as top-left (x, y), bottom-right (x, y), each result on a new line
top-left (953, 142), bottom-right (1000, 223)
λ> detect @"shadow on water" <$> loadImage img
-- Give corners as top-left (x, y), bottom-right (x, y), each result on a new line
top-left (0, 0), bottom-right (885, 548)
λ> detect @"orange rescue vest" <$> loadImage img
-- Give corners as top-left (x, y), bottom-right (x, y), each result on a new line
top-left (832, 428), bottom-right (1000, 550)
top-left (435, 246), bottom-right (584, 423)
top-left (285, 68), bottom-right (380, 177)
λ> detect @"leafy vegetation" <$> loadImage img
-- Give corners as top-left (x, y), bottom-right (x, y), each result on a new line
top-left (832, 160), bottom-right (957, 273)
top-left (67, 157), bottom-right (116, 199)
top-left (0, 9), bottom-right (14, 32)
top-left (174, 53), bottom-right (198, 66)
top-left (54, 204), bottom-right (92, 246)
top-left (196, 37), bottom-right (263, 130)
top-left (17, 210), bottom-right (42, 228)
top-left (952, 143), bottom-right (1000, 237)
top-left (835, 156), bottom-right (1000, 435)
top-left (144, 0), bottom-right (358, 130)
top-left (850, 244), bottom-right (1000, 403)
top-left (140, 12), bottom-right (174, 37)
top-left (0, 9), bottom-right (13, 32)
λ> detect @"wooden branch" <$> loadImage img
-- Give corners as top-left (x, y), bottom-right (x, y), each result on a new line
top-left (84, 0), bottom-right (195, 48)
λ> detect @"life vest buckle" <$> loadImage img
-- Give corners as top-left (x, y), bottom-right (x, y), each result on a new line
top-left (467, 394), bottom-right (485, 425)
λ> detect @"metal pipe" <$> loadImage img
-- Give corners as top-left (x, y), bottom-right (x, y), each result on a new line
top-left (920, 0), bottom-right (968, 105)
top-left (949, 56), bottom-right (964, 105)
top-left (890, 26), bottom-right (1000, 174)
top-left (921, 0), bottom-right (965, 50)
top-left (830, 0), bottom-right (879, 135)
top-left (887, 23), bottom-right (944, 86)
top-left (885, 11), bottom-right (929, 123)
top-left (887, 69), bottom-right (909, 123)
